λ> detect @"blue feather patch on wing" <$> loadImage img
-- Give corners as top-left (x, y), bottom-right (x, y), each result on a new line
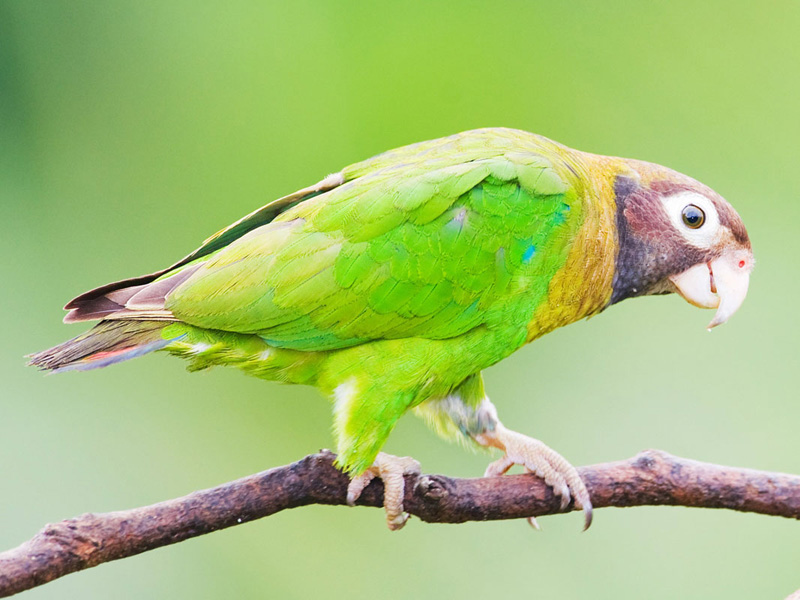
top-left (522, 244), bottom-right (536, 263)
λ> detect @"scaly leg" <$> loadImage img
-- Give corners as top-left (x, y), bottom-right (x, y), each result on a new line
top-left (416, 376), bottom-right (592, 530)
top-left (346, 452), bottom-right (421, 530)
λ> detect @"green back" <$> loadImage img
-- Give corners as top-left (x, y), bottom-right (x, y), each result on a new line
top-left (166, 129), bottom-right (584, 351)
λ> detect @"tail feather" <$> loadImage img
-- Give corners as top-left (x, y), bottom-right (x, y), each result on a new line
top-left (28, 321), bottom-right (182, 373)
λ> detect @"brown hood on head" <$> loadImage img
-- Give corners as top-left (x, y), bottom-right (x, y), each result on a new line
top-left (610, 164), bottom-right (752, 328)
top-left (649, 179), bottom-right (750, 247)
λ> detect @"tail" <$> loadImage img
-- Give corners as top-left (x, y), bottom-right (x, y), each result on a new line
top-left (28, 321), bottom-right (182, 373)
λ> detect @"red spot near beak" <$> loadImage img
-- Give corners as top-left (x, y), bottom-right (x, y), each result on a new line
top-left (738, 260), bottom-right (746, 269)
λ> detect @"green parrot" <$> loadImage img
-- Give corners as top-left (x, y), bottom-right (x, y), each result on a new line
top-left (30, 128), bottom-right (753, 530)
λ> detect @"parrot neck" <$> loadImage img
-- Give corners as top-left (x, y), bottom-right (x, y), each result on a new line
top-left (525, 156), bottom-right (618, 342)
top-left (609, 173), bottom-right (653, 304)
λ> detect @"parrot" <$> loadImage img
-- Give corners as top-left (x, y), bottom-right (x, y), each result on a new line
top-left (30, 128), bottom-right (753, 530)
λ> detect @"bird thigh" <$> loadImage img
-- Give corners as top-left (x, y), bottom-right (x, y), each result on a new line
top-left (331, 379), bottom-right (416, 476)
top-left (412, 373), bottom-right (500, 443)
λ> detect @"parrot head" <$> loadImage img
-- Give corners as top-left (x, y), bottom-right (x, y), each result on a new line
top-left (610, 164), bottom-right (753, 329)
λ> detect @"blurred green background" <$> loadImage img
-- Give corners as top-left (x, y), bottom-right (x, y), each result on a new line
top-left (2, 2), bottom-right (798, 598)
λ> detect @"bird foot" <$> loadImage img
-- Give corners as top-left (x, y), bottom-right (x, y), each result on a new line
top-left (346, 452), bottom-right (421, 531)
top-left (476, 424), bottom-right (593, 530)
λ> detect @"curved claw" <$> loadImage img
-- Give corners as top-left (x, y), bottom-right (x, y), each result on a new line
top-left (479, 424), bottom-right (593, 530)
top-left (581, 502), bottom-right (593, 531)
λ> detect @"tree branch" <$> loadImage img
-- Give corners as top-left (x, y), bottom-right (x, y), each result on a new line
top-left (1, 449), bottom-right (798, 597)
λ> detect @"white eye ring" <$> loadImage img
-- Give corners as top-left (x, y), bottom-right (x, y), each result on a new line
top-left (661, 191), bottom-right (721, 249)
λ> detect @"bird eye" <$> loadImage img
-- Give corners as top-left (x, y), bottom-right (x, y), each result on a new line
top-left (681, 204), bottom-right (705, 229)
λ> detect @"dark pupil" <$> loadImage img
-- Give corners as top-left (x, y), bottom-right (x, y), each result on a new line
top-left (682, 205), bottom-right (705, 228)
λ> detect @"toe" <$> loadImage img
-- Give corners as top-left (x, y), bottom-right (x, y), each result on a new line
top-left (375, 453), bottom-right (420, 530)
top-left (346, 470), bottom-right (376, 506)
top-left (484, 455), bottom-right (515, 478)
top-left (345, 453), bottom-right (420, 530)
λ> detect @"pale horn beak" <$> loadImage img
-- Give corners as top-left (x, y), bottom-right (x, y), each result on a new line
top-left (669, 249), bottom-right (753, 330)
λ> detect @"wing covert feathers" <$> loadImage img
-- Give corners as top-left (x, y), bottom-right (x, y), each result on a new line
top-left (165, 140), bottom-right (581, 350)
top-left (57, 129), bottom-right (597, 356)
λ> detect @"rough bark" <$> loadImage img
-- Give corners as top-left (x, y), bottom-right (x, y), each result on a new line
top-left (1, 449), bottom-right (798, 597)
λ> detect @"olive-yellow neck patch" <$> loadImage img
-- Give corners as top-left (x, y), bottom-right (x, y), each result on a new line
top-left (526, 160), bottom-right (618, 341)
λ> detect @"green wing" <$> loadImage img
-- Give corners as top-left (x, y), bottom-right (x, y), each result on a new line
top-left (166, 129), bottom-right (583, 351)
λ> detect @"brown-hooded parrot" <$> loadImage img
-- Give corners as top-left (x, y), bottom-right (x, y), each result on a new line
top-left (31, 128), bottom-right (753, 529)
